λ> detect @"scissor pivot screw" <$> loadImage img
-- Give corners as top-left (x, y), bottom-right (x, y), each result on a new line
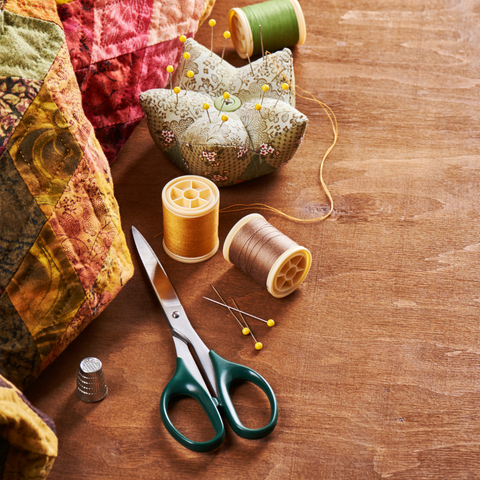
top-left (172, 311), bottom-right (180, 318)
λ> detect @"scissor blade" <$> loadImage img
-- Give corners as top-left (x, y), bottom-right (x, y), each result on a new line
top-left (131, 226), bottom-right (218, 396)
top-left (132, 226), bottom-right (181, 311)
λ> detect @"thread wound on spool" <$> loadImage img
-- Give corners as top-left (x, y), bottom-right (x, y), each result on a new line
top-left (223, 214), bottom-right (312, 298)
top-left (229, 0), bottom-right (306, 59)
top-left (162, 176), bottom-right (219, 263)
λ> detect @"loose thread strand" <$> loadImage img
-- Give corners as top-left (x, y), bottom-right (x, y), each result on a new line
top-left (220, 52), bottom-right (338, 223)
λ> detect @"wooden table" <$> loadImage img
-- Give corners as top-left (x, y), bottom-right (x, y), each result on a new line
top-left (28, 0), bottom-right (480, 478)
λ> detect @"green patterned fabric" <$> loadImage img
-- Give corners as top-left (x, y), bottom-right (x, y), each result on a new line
top-left (140, 38), bottom-right (308, 187)
top-left (0, 11), bottom-right (64, 80)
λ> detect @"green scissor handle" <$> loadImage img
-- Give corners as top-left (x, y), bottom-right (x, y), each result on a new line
top-left (160, 358), bottom-right (225, 452)
top-left (160, 352), bottom-right (278, 452)
top-left (210, 350), bottom-right (278, 439)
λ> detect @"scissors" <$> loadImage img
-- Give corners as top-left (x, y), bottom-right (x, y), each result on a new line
top-left (132, 227), bottom-right (278, 452)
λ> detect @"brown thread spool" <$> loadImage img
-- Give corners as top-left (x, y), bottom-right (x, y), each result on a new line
top-left (223, 214), bottom-right (312, 298)
top-left (162, 175), bottom-right (219, 263)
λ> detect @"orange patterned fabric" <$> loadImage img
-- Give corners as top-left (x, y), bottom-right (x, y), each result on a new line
top-left (4, 0), bottom-right (62, 27)
top-left (44, 41), bottom-right (94, 151)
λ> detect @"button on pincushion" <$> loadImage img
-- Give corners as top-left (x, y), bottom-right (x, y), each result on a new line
top-left (139, 38), bottom-right (308, 187)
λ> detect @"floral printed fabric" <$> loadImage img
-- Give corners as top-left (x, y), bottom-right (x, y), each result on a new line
top-left (0, 77), bottom-right (42, 156)
top-left (140, 39), bottom-right (308, 187)
top-left (173, 38), bottom-right (296, 108)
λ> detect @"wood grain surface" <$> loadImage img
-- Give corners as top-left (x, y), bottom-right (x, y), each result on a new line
top-left (27, 0), bottom-right (480, 478)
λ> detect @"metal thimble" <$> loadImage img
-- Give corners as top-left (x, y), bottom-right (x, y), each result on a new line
top-left (76, 357), bottom-right (108, 403)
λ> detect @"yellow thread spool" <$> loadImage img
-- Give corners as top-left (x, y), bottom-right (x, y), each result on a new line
top-left (223, 213), bottom-right (312, 298)
top-left (162, 175), bottom-right (219, 263)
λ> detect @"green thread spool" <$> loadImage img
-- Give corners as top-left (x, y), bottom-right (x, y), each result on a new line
top-left (228, 0), bottom-right (306, 59)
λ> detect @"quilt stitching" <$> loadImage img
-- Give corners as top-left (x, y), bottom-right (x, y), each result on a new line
top-left (0, 11), bottom-right (64, 81)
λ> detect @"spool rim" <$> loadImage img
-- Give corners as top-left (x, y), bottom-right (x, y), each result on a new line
top-left (163, 238), bottom-right (219, 264)
top-left (228, 7), bottom-right (254, 59)
top-left (223, 213), bottom-right (265, 264)
top-left (162, 175), bottom-right (219, 217)
top-left (266, 245), bottom-right (312, 298)
top-left (286, 0), bottom-right (307, 45)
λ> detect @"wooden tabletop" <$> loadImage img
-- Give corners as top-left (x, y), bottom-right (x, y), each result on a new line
top-left (28, 0), bottom-right (480, 478)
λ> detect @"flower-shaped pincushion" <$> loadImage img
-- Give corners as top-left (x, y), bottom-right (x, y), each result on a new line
top-left (139, 39), bottom-right (308, 187)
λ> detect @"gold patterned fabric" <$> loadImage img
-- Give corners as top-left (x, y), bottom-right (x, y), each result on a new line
top-left (0, 374), bottom-right (57, 480)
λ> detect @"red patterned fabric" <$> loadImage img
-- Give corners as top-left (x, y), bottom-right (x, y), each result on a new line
top-left (58, 0), bottom-right (211, 163)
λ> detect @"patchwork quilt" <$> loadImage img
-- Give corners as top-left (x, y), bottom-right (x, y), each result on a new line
top-left (0, 0), bottom-right (136, 393)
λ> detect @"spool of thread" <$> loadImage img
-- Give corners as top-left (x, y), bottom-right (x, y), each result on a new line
top-left (162, 175), bottom-right (219, 263)
top-left (228, 0), bottom-right (306, 59)
top-left (223, 214), bottom-right (312, 298)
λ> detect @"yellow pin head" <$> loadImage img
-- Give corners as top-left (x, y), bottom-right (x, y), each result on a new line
top-left (221, 115), bottom-right (228, 122)
top-left (166, 65), bottom-right (174, 73)
top-left (255, 103), bottom-right (262, 111)
top-left (208, 19), bottom-right (216, 27)
top-left (203, 103), bottom-right (210, 110)
top-left (173, 87), bottom-right (181, 94)
top-left (179, 35), bottom-right (187, 43)
top-left (262, 84), bottom-right (270, 92)
top-left (223, 31), bottom-right (231, 39)
top-left (282, 83), bottom-right (289, 91)
top-left (267, 319), bottom-right (275, 327)
top-left (183, 52), bottom-right (190, 60)
top-left (242, 327), bottom-right (250, 336)
top-left (255, 342), bottom-right (263, 350)
top-left (187, 70), bottom-right (194, 78)
top-left (223, 92), bottom-right (230, 100)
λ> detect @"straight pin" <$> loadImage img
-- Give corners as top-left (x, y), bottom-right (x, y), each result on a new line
top-left (246, 52), bottom-right (254, 74)
top-left (231, 298), bottom-right (262, 350)
top-left (218, 91), bottom-right (230, 116)
top-left (185, 70), bottom-right (194, 95)
top-left (259, 25), bottom-right (265, 63)
top-left (209, 19), bottom-right (216, 56)
top-left (203, 103), bottom-right (211, 122)
top-left (180, 52), bottom-right (190, 89)
top-left (261, 84), bottom-right (269, 105)
top-left (221, 31), bottom-right (230, 63)
top-left (203, 296), bottom-right (275, 326)
top-left (174, 86), bottom-right (181, 105)
top-left (274, 82), bottom-right (290, 107)
top-left (211, 286), bottom-right (249, 334)
top-left (166, 65), bottom-right (174, 94)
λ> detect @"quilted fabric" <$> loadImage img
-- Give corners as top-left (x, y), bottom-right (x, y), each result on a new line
top-left (0, 0), bottom-right (134, 391)
top-left (58, 0), bottom-right (216, 162)
top-left (0, 374), bottom-right (57, 480)
top-left (140, 39), bottom-right (308, 187)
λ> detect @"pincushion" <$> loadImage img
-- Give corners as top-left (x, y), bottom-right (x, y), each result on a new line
top-left (139, 39), bottom-right (308, 186)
